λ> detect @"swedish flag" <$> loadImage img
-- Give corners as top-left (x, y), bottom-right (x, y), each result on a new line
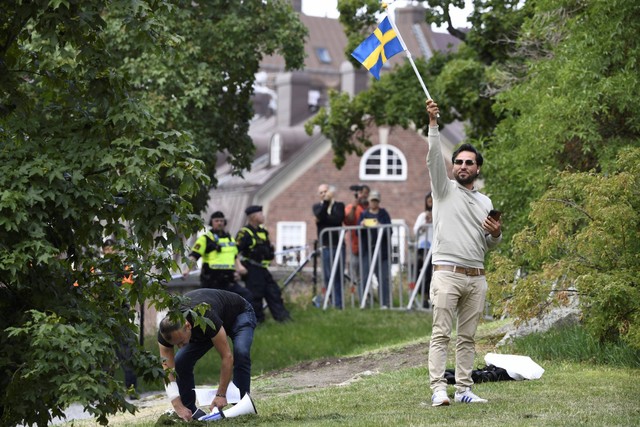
top-left (351, 17), bottom-right (404, 80)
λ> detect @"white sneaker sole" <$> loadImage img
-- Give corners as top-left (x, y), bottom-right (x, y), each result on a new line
top-left (455, 396), bottom-right (487, 404)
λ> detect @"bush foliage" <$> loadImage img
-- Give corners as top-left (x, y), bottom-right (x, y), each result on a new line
top-left (489, 147), bottom-right (640, 349)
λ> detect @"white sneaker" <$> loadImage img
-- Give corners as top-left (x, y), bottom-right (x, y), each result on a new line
top-left (431, 389), bottom-right (450, 407)
top-left (454, 388), bottom-right (488, 403)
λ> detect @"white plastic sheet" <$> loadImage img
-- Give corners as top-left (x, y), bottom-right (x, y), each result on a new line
top-left (484, 353), bottom-right (545, 381)
top-left (193, 381), bottom-right (242, 405)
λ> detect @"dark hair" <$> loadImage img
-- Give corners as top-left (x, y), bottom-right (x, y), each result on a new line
top-left (361, 184), bottom-right (370, 192)
top-left (452, 143), bottom-right (483, 167)
top-left (425, 192), bottom-right (433, 211)
top-left (210, 211), bottom-right (225, 220)
top-left (159, 315), bottom-right (183, 342)
top-left (102, 238), bottom-right (116, 248)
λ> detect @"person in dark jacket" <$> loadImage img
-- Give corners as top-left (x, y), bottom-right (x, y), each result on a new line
top-left (358, 190), bottom-right (393, 308)
top-left (236, 205), bottom-right (291, 323)
top-left (313, 184), bottom-right (346, 308)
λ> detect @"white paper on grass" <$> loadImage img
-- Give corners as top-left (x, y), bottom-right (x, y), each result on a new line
top-left (193, 381), bottom-right (242, 405)
top-left (484, 353), bottom-right (545, 381)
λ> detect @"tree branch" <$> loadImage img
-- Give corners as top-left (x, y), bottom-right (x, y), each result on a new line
top-left (545, 198), bottom-right (594, 221)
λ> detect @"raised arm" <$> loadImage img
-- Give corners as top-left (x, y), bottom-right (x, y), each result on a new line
top-left (425, 100), bottom-right (449, 199)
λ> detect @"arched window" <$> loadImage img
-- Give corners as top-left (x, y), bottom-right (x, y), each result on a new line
top-left (359, 144), bottom-right (407, 181)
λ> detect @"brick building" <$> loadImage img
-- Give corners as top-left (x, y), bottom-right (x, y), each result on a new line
top-left (192, 3), bottom-right (465, 267)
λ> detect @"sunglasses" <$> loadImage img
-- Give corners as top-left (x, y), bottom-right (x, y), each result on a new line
top-left (453, 159), bottom-right (476, 166)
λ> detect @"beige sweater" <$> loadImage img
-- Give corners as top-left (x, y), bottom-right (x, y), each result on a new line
top-left (426, 126), bottom-right (501, 268)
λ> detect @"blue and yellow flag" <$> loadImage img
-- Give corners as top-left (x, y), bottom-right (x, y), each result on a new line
top-left (351, 16), bottom-right (404, 80)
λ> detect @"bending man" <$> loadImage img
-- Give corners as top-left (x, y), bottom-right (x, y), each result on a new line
top-left (158, 289), bottom-right (257, 421)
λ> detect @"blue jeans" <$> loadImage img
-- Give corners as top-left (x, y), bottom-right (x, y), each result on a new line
top-left (175, 302), bottom-right (257, 411)
top-left (361, 251), bottom-right (391, 307)
top-left (322, 246), bottom-right (344, 308)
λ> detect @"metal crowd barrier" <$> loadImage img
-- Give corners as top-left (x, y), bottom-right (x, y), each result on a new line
top-left (317, 223), bottom-right (423, 310)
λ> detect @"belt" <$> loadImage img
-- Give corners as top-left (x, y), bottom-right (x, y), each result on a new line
top-left (433, 265), bottom-right (485, 276)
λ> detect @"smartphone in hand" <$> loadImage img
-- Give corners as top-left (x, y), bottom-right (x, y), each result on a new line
top-left (488, 209), bottom-right (502, 221)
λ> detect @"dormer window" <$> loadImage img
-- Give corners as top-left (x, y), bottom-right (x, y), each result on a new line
top-left (315, 47), bottom-right (332, 64)
top-left (270, 133), bottom-right (281, 166)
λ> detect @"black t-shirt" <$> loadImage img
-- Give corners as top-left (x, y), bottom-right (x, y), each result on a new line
top-left (157, 289), bottom-right (247, 347)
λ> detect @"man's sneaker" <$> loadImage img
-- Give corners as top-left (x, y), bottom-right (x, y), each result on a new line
top-left (454, 388), bottom-right (488, 404)
top-left (431, 389), bottom-right (450, 407)
top-left (192, 408), bottom-right (208, 420)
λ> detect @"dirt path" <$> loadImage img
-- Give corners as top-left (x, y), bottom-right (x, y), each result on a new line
top-left (253, 340), bottom-right (429, 397)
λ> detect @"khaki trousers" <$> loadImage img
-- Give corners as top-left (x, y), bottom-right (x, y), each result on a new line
top-left (428, 270), bottom-right (487, 393)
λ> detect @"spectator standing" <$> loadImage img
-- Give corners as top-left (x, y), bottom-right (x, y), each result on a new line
top-left (313, 184), bottom-right (346, 308)
top-left (158, 289), bottom-right (257, 421)
top-left (425, 100), bottom-right (502, 406)
top-left (358, 190), bottom-right (392, 308)
top-left (236, 206), bottom-right (291, 323)
top-left (182, 211), bottom-right (253, 302)
top-left (413, 192), bottom-right (434, 308)
top-left (343, 184), bottom-right (369, 292)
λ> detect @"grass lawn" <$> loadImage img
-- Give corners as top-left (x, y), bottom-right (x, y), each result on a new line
top-left (250, 361), bottom-right (640, 427)
top-left (65, 303), bottom-right (640, 426)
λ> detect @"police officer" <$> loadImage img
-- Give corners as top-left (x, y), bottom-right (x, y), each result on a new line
top-left (183, 211), bottom-right (253, 302)
top-left (236, 205), bottom-right (291, 323)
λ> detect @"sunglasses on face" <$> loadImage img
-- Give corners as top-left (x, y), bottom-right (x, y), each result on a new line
top-left (453, 159), bottom-right (476, 166)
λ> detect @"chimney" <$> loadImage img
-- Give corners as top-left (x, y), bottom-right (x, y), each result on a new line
top-left (340, 61), bottom-right (369, 97)
top-left (291, 0), bottom-right (302, 13)
top-left (276, 72), bottom-right (311, 127)
top-left (394, 4), bottom-right (426, 25)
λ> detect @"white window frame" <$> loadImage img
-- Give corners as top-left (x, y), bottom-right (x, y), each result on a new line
top-left (359, 144), bottom-right (407, 181)
top-left (276, 221), bottom-right (307, 266)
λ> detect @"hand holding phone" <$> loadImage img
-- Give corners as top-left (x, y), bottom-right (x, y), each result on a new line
top-left (488, 209), bottom-right (502, 221)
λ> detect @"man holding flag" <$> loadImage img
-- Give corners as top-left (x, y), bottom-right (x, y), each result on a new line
top-left (425, 100), bottom-right (503, 406)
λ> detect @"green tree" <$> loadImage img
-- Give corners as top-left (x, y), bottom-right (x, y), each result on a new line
top-left (489, 147), bottom-right (640, 349)
top-left (484, 0), bottom-right (640, 242)
top-left (483, 0), bottom-right (640, 348)
top-left (112, 0), bottom-right (307, 211)
top-left (0, 0), bottom-right (305, 425)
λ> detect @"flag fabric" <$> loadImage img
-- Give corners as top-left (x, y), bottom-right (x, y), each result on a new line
top-left (351, 16), bottom-right (404, 80)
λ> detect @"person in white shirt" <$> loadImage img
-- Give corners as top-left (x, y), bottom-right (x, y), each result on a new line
top-left (413, 192), bottom-right (433, 308)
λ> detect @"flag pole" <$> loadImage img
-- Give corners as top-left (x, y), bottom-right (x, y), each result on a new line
top-left (384, 2), bottom-right (438, 114)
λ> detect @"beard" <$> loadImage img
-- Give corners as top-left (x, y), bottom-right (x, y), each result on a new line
top-left (455, 171), bottom-right (478, 186)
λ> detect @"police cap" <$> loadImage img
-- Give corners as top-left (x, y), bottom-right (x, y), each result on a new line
top-left (245, 205), bottom-right (262, 216)
top-left (210, 211), bottom-right (225, 220)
